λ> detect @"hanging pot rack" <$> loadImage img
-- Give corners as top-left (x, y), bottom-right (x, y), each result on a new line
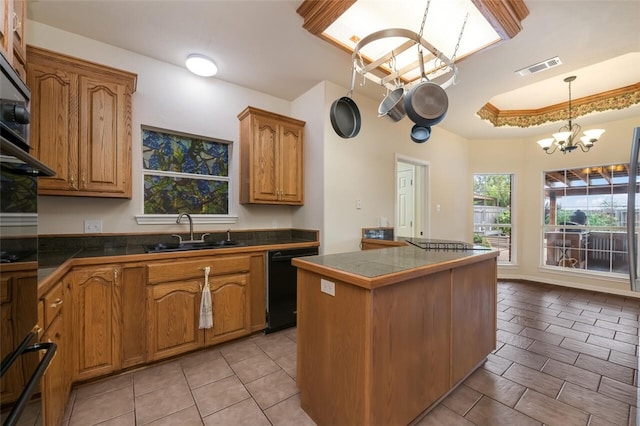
top-left (350, 28), bottom-right (459, 93)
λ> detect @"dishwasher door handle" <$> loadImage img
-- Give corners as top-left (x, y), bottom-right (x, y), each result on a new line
top-left (270, 252), bottom-right (316, 261)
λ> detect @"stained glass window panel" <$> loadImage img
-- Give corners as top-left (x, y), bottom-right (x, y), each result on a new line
top-left (143, 129), bottom-right (228, 176)
top-left (143, 175), bottom-right (228, 214)
top-left (141, 127), bottom-right (231, 215)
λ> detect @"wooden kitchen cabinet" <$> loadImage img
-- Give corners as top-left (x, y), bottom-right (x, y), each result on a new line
top-left (146, 255), bottom-right (252, 361)
top-left (146, 279), bottom-right (205, 360)
top-left (0, 0), bottom-right (26, 81)
top-left (39, 275), bottom-right (72, 426)
top-left (120, 265), bottom-right (147, 369)
top-left (0, 264), bottom-right (38, 406)
top-left (249, 252), bottom-right (266, 332)
top-left (238, 106), bottom-right (305, 205)
top-left (26, 46), bottom-right (137, 198)
top-left (70, 264), bottom-right (122, 382)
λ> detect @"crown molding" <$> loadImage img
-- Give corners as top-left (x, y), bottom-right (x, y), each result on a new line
top-left (477, 82), bottom-right (640, 128)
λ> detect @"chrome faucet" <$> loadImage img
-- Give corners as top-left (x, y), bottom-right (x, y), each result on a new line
top-left (177, 212), bottom-right (194, 242)
top-left (226, 229), bottom-right (231, 242)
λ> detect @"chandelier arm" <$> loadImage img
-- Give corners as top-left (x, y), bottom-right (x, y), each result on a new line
top-left (577, 143), bottom-right (592, 153)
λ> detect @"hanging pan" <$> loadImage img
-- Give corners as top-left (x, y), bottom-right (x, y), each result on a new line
top-left (410, 124), bottom-right (431, 143)
top-left (330, 66), bottom-right (361, 139)
top-left (404, 50), bottom-right (449, 127)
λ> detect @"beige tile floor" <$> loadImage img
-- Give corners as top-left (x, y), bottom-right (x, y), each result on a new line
top-left (11, 280), bottom-right (640, 425)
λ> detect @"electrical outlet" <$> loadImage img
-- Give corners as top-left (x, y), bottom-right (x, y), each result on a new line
top-left (356, 199), bottom-right (362, 209)
top-left (84, 219), bottom-right (102, 233)
top-left (320, 279), bottom-right (335, 296)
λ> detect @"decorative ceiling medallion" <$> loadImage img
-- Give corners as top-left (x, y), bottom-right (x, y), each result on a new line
top-left (477, 83), bottom-right (640, 128)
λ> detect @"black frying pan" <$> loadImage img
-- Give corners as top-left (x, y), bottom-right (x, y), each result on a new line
top-left (329, 66), bottom-right (361, 139)
top-left (330, 96), bottom-right (361, 139)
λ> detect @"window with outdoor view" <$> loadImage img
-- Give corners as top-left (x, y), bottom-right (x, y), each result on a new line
top-left (142, 127), bottom-right (230, 215)
top-left (542, 164), bottom-right (637, 275)
top-left (473, 174), bottom-right (513, 264)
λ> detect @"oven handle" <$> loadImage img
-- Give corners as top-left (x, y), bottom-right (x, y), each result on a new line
top-left (1, 331), bottom-right (57, 426)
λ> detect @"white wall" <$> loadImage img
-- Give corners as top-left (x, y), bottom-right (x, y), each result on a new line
top-left (320, 81), bottom-right (472, 254)
top-left (28, 21), bottom-right (299, 236)
top-left (469, 116), bottom-right (640, 297)
top-left (291, 82), bottom-right (325, 250)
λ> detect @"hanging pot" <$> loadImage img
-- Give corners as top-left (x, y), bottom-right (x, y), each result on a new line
top-left (403, 51), bottom-right (449, 127)
top-left (410, 124), bottom-right (431, 143)
top-left (330, 67), bottom-right (361, 139)
top-left (378, 87), bottom-right (406, 122)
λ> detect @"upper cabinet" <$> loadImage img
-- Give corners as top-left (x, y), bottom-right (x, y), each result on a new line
top-left (26, 46), bottom-right (137, 198)
top-left (238, 106), bottom-right (305, 205)
top-left (0, 0), bottom-right (26, 81)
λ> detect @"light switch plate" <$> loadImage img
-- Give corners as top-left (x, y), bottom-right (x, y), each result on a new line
top-left (320, 279), bottom-right (335, 296)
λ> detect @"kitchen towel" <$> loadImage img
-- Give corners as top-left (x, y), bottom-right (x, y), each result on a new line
top-left (199, 266), bottom-right (213, 329)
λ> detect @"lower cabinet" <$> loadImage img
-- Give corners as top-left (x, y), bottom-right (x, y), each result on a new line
top-left (35, 249), bottom-right (270, 422)
top-left (146, 279), bottom-right (205, 360)
top-left (70, 265), bottom-right (122, 382)
top-left (40, 276), bottom-right (72, 426)
top-left (0, 266), bottom-right (38, 406)
top-left (146, 254), bottom-right (252, 361)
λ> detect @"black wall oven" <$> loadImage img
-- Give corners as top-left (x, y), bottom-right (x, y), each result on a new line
top-left (1, 51), bottom-right (55, 425)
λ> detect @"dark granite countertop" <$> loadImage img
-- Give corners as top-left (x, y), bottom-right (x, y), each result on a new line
top-left (38, 229), bottom-right (318, 282)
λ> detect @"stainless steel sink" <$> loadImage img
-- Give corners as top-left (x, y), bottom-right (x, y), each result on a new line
top-left (145, 240), bottom-right (245, 253)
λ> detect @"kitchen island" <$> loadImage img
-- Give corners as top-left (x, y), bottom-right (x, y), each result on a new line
top-left (292, 243), bottom-right (498, 426)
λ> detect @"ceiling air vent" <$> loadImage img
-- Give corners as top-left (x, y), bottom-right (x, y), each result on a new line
top-left (515, 57), bottom-right (562, 77)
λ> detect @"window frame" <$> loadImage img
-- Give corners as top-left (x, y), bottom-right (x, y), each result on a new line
top-left (540, 163), bottom-right (633, 278)
top-left (135, 125), bottom-right (238, 225)
top-left (473, 173), bottom-right (515, 266)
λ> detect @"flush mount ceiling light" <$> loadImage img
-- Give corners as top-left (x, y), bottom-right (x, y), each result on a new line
top-left (185, 54), bottom-right (217, 77)
top-left (537, 76), bottom-right (605, 155)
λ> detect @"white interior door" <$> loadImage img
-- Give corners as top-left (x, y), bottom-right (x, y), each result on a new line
top-left (397, 167), bottom-right (415, 237)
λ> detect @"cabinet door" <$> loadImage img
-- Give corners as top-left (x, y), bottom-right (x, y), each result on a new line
top-left (40, 315), bottom-right (66, 426)
top-left (278, 122), bottom-right (304, 204)
top-left (146, 280), bottom-right (204, 361)
top-left (71, 265), bottom-right (122, 381)
top-left (252, 116), bottom-right (279, 202)
top-left (9, 0), bottom-right (24, 79)
top-left (78, 76), bottom-right (131, 196)
top-left (27, 63), bottom-right (79, 192)
top-left (205, 273), bottom-right (250, 346)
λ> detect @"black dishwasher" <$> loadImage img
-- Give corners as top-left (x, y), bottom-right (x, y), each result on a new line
top-left (266, 247), bottom-right (318, 334)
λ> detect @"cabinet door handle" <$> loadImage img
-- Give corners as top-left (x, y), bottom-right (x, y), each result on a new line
top-left (50, 298), bottom-right (63, 308)
top-left (69, 174), bottom-right (76, 188)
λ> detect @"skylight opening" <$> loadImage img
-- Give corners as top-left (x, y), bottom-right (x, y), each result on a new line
top-left (323, 0), bottom-right (501, 84)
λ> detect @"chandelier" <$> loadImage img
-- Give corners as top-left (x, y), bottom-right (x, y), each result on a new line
top-left (537, 76), bottom-right (605, 154)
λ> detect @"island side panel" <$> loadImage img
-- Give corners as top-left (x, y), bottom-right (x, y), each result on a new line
top-left (296, 269), bottom-right (372, 426)
top-left (450, 257), bottom-right (497, 384)
top-left (370, 270), bottom-right (452, 425)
